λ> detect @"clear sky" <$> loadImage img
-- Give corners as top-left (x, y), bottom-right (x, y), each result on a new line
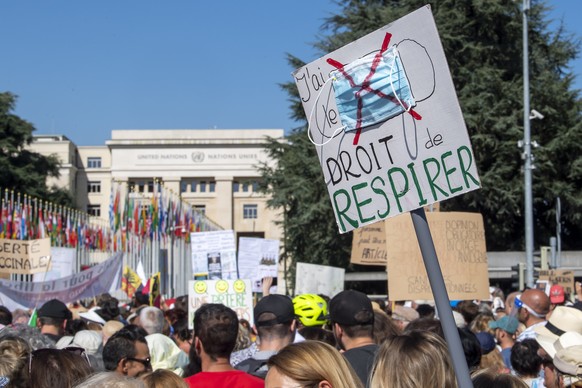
top-left (1, 1), bottom-right (580, 146)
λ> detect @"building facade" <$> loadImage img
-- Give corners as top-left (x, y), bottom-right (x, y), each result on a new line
top-left (31, 129), bottom-right (285, 242)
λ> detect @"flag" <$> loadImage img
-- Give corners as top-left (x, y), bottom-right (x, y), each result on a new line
top-left (28, 308), bottom-right (37, 327)
top-left (121, 265), bottom-right (142, 298)
top-left (149, 272), bottom-right (161, 307)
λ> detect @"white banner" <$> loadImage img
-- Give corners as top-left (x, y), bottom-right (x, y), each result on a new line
top-left (295, 262), bottom-right (345, 298)
top-left (0, 252), bottom-right (123, 309)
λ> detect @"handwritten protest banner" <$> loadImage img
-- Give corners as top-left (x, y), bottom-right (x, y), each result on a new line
top-left (293, 6), bottom-right (480, 234)
top-left (0, 238), bottom-right (51, 275)
top-left (295, 262), bottom-right (345, 298)
top-left (351, 221), bottom-right (387, 265)
top-left (238, 237), bottom-right (280, 292)
top-left (188, 279), bottom-right (253, 329)
top-left (0, 252), bottom-right (123, 309)
top-left (538, 269), bottom-right (574, 296)
top-left (190, 230), bottom-right (237, 279)
top-left (386, 212), bottom-right (489, 300)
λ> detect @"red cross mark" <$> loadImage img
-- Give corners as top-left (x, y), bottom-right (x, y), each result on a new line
top-left (327, 33), bottom-right (421, 145)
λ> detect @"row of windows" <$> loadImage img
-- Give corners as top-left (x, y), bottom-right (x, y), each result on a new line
top-left (85, 204), bottom-right (257, 219)
top-left (86, 179), bottom-right (260, 194)
top-left (181, 180), bottom-right (216, 193)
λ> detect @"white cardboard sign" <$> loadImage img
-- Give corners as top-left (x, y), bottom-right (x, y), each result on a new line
top-left (293, 6), bottom-right (480, 233)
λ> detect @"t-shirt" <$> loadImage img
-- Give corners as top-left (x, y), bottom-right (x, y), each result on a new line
top-left (501, 347), bottom-right (512, 369)
top-left (343, 344), bottom-right (378, 388)
top-left (184, 370), bottom-right (264, 388)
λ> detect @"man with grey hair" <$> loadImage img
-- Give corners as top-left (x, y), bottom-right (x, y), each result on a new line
top-left (138, 306), bottom-right (165, 335)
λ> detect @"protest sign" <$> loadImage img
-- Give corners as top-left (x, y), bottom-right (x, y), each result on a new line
top-left (0, 252), bottom-right (123, 309)
top-left (351, 221), bottom-right (387, 265)
top-left (386, 212), bottom-right (489, 300)
top-left (33, 247), bottom-right (75, 282)
top-left (190, 230), bottom-right (237, 279)
top-left (238, 237), bottom-right (279, 292)
top-left (293, 6), bottom-right (480, 234)
top-left (538, 269), bottom-right (574, 296)
top-left (295, 262), bottom-right (345, 298)
top-left (188, 279), bottom-right (253, 329)
top-left (0, 238), bottom-right (51, 275)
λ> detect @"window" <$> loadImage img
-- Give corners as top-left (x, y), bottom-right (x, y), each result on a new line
top-left (209, 181), bottom-right (216, 192)
top-left (243, 204), bottom-right (258, 219)
top-left (234, 179), bottom-right (260, 193)
top-left (87, 157), bottom-right (102, 168)
top-left (194, 205), bottom-right (206, 215)
top-left (87, 181), bottom-right (101, 193)
top-left (233, 181), bottom-right (240, 192)
top-left (180, 181), bottom-right (189, 193)
top-left (87, 205), bottom-right (101, 217)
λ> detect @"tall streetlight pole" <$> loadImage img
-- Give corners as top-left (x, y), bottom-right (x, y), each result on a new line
top-left (522, 0), bottom-right (535, 288)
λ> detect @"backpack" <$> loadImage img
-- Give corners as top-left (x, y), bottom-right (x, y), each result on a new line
top-left (234, 357), bottom-right (269, 379)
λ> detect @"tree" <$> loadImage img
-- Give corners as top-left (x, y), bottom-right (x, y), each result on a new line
top-left (260, 0), bottom-right (582, 274)
top-left (0, 92), bottom-right (73, 206)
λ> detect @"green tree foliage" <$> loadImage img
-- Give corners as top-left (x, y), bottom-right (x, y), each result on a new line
top-left (0, 92), bottom-right (73, 206)
top-left (261, 0), bottom-right (582, 272)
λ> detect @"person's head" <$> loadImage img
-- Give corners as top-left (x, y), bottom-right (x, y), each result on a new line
top-left (455, 300), bottom-right (480, 327)
top-left (329, 290), bottom-right (374, 349)
top-left (469, 313), bottom-right (495, 335)
top-left (103, 320), bottom-right (125, 345)
top-left (553, 345), bottom-right (582, 388)
top-left (38, 299), bottom-right (73, 335)
top-left (138, 307), bottom-right (164, 335)
top-left (102, 328), bottom-right (151, 377)
top-left (132, 291), bottom-right (149, 309)
top-left (534, 306), bottom-right (582, 357)
top-left (391, 305), bottom-right (419, 330)
top-left (145, 333), bottom-right (189, 375)
top-left (403, 317), bottom-right (444, 339)
top-left (266, 340), bottom-right (363, 388)
top-left (29, 348), bottom-right (93, 388)
top-left (458, 327), bottom-right (482, 372)
top-left (0, 306), bottom-right (13, 326)
top-left (254, 294), bottom-right (296, 346)
top-left (193, 303), bottom-right (238, 363)
top-left (416, 303), bottom-right (435, 319)
top-left (292, 294), bottom-right (328, 328)
top-left (139, 368), bottom-right (188, 388)
top-left (298, 326), bottom-right (337, 347)
top-left (73, 371), bottom-right (146, 388)
top-left (98, 298), bottom-right (121, 322)
top-left (471, 368), bottom-right (528, 388)
top-left (489, 315), bottom-right (519, 345)
top-left (516, 289), bottom-right (550, 325)
top-left (511, 338), bottom-right (543, 378)
top-left (373, 310), bottom-right (401, 344)
top-left (0, 335), bottom-right (31, 388)
top-left (550, 285), bottom-right (566, 306)
top-left (171, 318), bottom-right (192, 354)
top-left (370, 330), bottom-right (457, 388)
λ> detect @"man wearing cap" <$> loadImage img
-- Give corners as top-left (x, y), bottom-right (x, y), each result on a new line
top-left (235, 294), bottom-right (297, 378)
top-left (37, 298), bottom-right (72, 343)
top-left (516, 289), bottom-right (551, 341)
top-left (329, 290), bottom-right (377, 387)
top-left (549, 285), bottom-right (567, 314)
top-left (489, 315), bottom-right (519, 368)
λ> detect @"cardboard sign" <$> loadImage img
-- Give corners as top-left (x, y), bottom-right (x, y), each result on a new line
top-left (293, 6), bottom-right (480, 234)
top-left (238, 237), bottom-right (280, 292)
top-left (386, 212), bottom-right (489, 300)
top-left (351, 221), bottom-right (387, 265)
top-left (0, 238), bottom-right (51, 274)
top-left (538, 269), bottom-right (574, 296)
top-left (295, 262), bottom-right (345, 298)
top-left (190, 230), bottom-right (237, 279)
top-left (188, 279), bottom-right (253, 329)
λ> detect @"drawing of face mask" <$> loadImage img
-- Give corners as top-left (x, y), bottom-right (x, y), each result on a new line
top-left (331, 47), bottom-right (415, 132)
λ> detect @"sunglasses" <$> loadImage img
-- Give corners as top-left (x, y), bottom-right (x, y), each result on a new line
top-left (29, 346), bottom-right (91, 375)
top-left (514, 295), bottom-right (545, 318)
top-left (125, 356), bottom-right (152, 369)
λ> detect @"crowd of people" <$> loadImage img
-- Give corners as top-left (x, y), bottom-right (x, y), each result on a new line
top-left (0, 282), bottom-right (581, 387)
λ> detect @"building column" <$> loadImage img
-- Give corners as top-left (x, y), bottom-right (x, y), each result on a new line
top-left (215, 177), bottom-right (234, 229)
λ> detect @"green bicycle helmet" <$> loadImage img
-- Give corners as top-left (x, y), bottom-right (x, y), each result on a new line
top-left (293, 294), bottom-right (328, 327)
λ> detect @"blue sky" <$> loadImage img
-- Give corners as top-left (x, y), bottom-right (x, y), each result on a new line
top-left (1, 1), bottom-right (580, 146)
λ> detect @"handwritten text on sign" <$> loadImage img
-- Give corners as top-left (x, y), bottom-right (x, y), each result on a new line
top-left (0, 238), bottom-right (51, 275)
top-left (293, 6), bottom-right (480, 233)
top-left (386, 212), bottom-right (489, 301)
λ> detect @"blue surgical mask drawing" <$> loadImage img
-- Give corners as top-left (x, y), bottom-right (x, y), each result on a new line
top-left (331, 47), bottom-right (415, 132)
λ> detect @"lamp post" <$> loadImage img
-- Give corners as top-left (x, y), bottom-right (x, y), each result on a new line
top-left (521, 0), bottom-right (535, 288)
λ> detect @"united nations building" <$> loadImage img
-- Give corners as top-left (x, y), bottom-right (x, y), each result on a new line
top-left (30, 129), bottom-right (285, 242)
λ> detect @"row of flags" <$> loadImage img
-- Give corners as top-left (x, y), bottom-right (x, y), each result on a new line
top-left (108, 180), bottom-right (222, 252)
top-left (0, 189), bottom-right (109, 250)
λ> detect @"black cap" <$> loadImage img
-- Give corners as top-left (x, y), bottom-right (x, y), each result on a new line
top-left (254, 294), bottom-right (295, 327)
top-left (38, 299), bottom-right (72, 320)
top-left (329, 290), bottom-right (373, 326)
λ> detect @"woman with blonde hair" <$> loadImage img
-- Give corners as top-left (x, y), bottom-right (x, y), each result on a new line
top-left (370, 330), bottom-right (457, 388)
top-left (266, 340), bottom-right (363, 388)
top-left (140, 369), bottom-right (188, 388)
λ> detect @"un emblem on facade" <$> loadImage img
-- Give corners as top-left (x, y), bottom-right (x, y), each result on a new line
top-left (191, 152), bottom-right (205, 163)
